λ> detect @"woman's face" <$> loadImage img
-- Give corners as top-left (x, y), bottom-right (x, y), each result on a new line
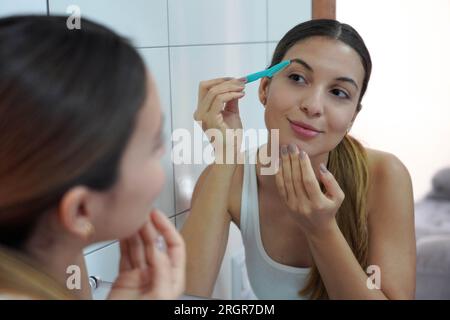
top-left (93, 73), bottom-right (166, 240)
top-left (260, 36), bottom-right (365, 157)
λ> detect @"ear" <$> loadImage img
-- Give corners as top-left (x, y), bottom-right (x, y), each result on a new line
top-left (58, 186), bottom-right (96, 241)
top-left (258, 77), bottom-right (271, 107)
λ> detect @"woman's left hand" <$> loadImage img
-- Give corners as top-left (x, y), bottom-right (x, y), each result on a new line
top-left (275, 144), bottom-right (345, 237)
top-left (107, 210), bottom-right (186, 300)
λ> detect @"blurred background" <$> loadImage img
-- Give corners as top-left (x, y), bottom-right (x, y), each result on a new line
top-left (1, 0), bottom-right (449, 299)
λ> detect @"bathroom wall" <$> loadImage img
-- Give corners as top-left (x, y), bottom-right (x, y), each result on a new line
top-left (0, 0), bottom-right (312, 299)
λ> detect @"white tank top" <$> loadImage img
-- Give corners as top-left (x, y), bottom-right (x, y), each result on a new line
top-left (240, 148), bottom-right (311, 299)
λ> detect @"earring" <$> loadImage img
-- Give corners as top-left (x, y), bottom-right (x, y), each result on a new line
top-left (84, 223), bottom-right (95, 238)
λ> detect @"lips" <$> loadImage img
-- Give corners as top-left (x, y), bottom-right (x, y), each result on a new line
top-left (287, 118), bottom-right (323, 138)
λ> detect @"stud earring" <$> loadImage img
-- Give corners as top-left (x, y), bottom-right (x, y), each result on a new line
top-left (84, 223), bottom-right (95, 238)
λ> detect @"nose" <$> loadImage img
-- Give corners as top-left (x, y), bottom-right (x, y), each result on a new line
top-left (299, 89), bottom-right (324, 117)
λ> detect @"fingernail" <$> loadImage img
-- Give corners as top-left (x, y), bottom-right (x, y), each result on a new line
top-left (288, 143), bottom-right (297, 154)
top-left (300, 150), bottom-right (306, 159)
top-left (238, 77), bottom-right (247, 83)
top-left (281, 145), bottom-right (288, 155)
top-left (320, 163), bottom-right (328, 173)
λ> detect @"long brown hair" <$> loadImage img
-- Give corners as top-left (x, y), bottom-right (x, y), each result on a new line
top-left (269, 19), bottom-right (372, 299)
top-left (0, 15), bottom-right (147, 298)
top-left (300, 135), bottom-right (369, 299)
top-left (0, 245), bottom-right (74, 299)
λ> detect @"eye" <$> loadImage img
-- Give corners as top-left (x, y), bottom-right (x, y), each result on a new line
top-left (330, 88), bottom-right (350, 99)
top-left (288, 73), bottom-right (307, 84)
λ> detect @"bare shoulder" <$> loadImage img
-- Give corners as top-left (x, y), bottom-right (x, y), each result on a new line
top-left (365, 148), bottom-right (411, 183)
top-left (365, 147), bottom-right (414, 218)
top-left (364, 150), bottom-right (416, 299)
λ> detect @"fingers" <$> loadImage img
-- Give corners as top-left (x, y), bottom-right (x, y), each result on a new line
top-left (287, 144), bottom-right (308, 204)
top-left (139, 218), bottom-right (171, 297)
top-left (150, 210), bottom-right (186, 293)
top-left (127, 232), bottom-right (147, 270)
top-left (298, 150), bottom-right (323, 203)
top-left (223, 97), bottom-right (239, 114)
top-left (139, 210), bottom-right (185, 296)
top-left (275, 160), bottom-right (287, 203)
top-left (318, 164), bottom-right (345, 204)
top-left (198, 77), bottom-right (232, 98)
top-left (280, 145), bottom-right (296, 205)
top-left (195, 78), bottom-right (245, 121)
top-left (118, 240), bottom-right (132, 271)
top-left (203, 80), bottom-right (245, 115)
top-left (209, 91), bottom-right (245, 118)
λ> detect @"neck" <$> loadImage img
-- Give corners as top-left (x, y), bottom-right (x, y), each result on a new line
top-left (23, 217), bottom-right (92, 299)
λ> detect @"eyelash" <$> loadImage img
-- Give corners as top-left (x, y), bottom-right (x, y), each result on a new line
top-left (288, 73), bottom-right (307, 84)
top-left (330, 88), bottom-right (350, 99)
top-left (288, 73), bottom-right (351, 100)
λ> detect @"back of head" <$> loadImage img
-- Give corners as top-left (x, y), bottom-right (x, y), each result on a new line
top-left (0, 15), bottom-right (147, 298)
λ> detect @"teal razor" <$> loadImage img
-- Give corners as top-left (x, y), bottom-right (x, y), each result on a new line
top-left (244, 60), bottom-right (291, 83)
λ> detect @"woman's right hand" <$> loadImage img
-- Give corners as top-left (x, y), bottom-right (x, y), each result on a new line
top-left (193, 77), bottom-right (246, 162)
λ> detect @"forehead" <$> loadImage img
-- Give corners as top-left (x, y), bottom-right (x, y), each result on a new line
top-left (283, 36), bottom-right (365, 85)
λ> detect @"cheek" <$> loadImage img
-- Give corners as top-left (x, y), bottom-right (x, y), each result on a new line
top-left (145, 160), bottom-right (165, 202)
top-left (326, 108), bottom-right (354, 133)
top-left (264, 83), bottom-right (296, 128)
top-left (128, 158), bottom-right (165, 210)
top-left (105, 160), bottom-right (165, 240)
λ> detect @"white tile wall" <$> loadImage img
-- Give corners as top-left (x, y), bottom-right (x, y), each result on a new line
top-left (168, 0), bottom-right (266, 46)
top-left (83, 241), bottom-right (114, 255)
top-left (0, 0), bottom-right (47, 17)
top-left (48, 0), bottom-right (168, 47)
top-left (85, 241), bottom-right (120, 283)
top-left (268, 0), bottom-right (311, 42)
top-left (175, 210), bottom-right (189, 231)
top-left (267, 41), bottom-right (278, 65)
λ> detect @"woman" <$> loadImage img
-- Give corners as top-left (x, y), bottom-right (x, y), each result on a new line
top-left (0, 15), bottom-right (185, 299)
top-left (182, 19), bottom-right (416, 299)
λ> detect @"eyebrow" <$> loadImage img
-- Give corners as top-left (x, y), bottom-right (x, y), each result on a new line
top-left (290, 58), bottom-right (313, 72)
top-left (290, 58), bottom-right (359, 90)
top-left (335, 77), bottom-right (359, 90)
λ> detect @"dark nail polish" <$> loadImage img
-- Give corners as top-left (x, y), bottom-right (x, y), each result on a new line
top-left (288, 143), bottom-right (297, 154)
top-left (281, 145), bottom-right (288, 155)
